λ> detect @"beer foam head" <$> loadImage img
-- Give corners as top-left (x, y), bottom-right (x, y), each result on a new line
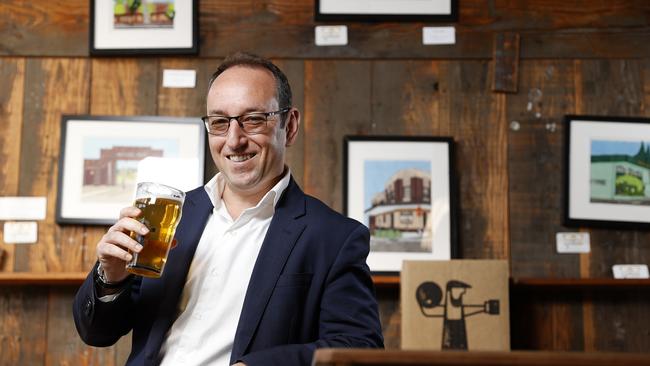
top-left (135, 182), bottom-right (185, 203)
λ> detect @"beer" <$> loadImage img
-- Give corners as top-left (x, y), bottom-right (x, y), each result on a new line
top-left (126, 183), bottom-right (184, 278)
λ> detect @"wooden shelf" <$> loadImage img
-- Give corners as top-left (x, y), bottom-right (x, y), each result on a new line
top-left (0, 272), bottom-right (87, 285)
top-left (511, 277), bottom-right (650, 289)
top-left (1, 273), bottom-right (648, 288)
top-left (373, 275), bottom-right (650, 289)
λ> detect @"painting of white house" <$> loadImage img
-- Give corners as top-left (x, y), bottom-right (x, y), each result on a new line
top-left (590, 140), bottom-right (650, 205)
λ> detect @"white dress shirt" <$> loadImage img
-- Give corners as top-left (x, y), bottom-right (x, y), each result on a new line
top-left (159, 169), bottom-right (291, 365)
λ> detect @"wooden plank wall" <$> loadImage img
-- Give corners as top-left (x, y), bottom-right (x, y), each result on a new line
top-left (0, 0), bottom-right (649, 363)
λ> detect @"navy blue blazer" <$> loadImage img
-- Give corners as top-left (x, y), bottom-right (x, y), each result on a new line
top-left (73, 178), bottom-right (384, 365)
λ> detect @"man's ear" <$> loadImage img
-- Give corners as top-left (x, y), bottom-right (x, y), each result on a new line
top-left (285, 108), bottom-right (300, 147)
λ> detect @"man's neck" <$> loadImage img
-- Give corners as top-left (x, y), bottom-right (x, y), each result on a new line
top-left (221, 173), bottom-right (284, 220)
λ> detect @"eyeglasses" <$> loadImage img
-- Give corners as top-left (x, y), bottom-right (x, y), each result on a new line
top-left (201, 107), bottom-right (291, 136)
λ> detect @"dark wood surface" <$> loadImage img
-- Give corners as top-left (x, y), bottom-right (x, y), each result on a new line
top-left (2, 1), bottom-right (650, 59)
top-left (1, 1), bottom-right (650, 363)
top-left (313, 349), bottom-right (650, 366)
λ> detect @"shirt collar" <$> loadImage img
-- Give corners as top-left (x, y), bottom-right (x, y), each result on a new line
top-left (204, 167), bottom-right (291, 212)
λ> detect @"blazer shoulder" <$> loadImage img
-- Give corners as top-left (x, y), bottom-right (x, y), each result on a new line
top-left (303, 194), bottom-right (366, 233)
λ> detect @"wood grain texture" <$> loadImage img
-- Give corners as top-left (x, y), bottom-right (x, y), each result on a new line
top-left (303, 61), bottom-right (371, 211)
top-left (157, 58), bottom-right (219, 182)
top-left (0, 58), bottom-right (24, 272)
top-left (508, 60), bottom-right (578, 278)
top-left (371, 61), bottom-right (443, 136)
top-left (442, 61), bottom-right (509, 259)
top-left (492, 33), bottom-right (520, 93)
top-left (0, 0), bottom-right (88, 56)
top-left (0, 288), bottom-right (48, 365)
top-left (17, 58), bottom-right (90, 273)
top-left (573, 59), bottom-right (650, 352)
top-left (2, 1), bottom-right (650, 59)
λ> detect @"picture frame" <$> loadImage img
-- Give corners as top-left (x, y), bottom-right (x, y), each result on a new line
top-left (564, 115), bottom-right (650, 230)
top-left (56, 115), bottom-right (205, 226)
top-left (90, 0), bottom-right (198, 56)
top-left (344, 136), bottom-right (458, 274)
top-left (315, 0), bottom-right (458, 22)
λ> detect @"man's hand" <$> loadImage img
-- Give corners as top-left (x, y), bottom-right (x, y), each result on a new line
top-left (96, 206), bottom-right (148, 283)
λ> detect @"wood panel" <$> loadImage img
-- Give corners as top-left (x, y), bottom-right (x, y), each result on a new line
top-left (303, 60), bottom-right (371, 211)
top-left (0, 0), bottom-right (88, 56)
top-left (2, 1), bottom-right (650, 59)
top-left (157, 58), bottom-right (220, 181)
top-left (442, 61), bottom-right (509, 259)
top-left (0, 288), bottom-right (48, 365)
top-left (508, 60), bottom-right (578, 278)
top-left (573, 59), bottom-right (650, 352)
top-left (17, 58), bottom-right (90, 273)
top-left (0, 58), bottom-right (24, 272)
top-left (371, 61), bottom-right (443, 136)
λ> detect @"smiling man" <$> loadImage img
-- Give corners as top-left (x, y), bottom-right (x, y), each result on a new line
top-left (73, 52), bottom-right (384, 366)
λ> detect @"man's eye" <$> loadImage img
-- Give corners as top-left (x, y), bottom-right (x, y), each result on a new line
top-left (210, 118), bottom-right (230, 126)
top-left (242, 114), bottom-right (266, 124)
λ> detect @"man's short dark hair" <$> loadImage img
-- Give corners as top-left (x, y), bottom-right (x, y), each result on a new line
top-left (208, 52), bottom-right (292, 112)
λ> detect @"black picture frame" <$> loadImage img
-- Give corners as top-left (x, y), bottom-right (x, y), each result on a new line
top-left (90, 0), bottom-right (199, 56)
top-left (564, 115), bottom-right (650, 230)
top-left (56, 115), bottom-right (205, 226)
top-left (344, 136), bottom-right (458, 275)
top-left (315, 0), bottom-right (458, 22)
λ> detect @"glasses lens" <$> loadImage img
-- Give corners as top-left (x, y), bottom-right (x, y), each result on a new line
top-left (241, 113), bottom-right (268, 134)
top-left (207, 116), bottom-right (230, 135)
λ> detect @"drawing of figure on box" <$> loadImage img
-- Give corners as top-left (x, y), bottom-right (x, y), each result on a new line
top-left (416, 280), bottom-right (500, 350)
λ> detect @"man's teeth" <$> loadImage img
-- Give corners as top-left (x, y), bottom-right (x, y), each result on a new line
top-left (229, 153), bottom-right (255, 162)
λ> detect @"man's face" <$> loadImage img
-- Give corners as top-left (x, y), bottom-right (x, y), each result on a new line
top-left (206, 65), bottom-right (296, 196)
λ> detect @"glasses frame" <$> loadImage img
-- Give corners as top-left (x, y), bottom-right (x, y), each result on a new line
top-left (202, 107), bottom-right (291, 136)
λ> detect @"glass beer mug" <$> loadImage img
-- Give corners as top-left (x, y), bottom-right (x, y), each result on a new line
top-left (126, 182), bottom-right (185, 278)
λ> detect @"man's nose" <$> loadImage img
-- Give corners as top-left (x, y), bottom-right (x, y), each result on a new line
top-left (225, 119), bottom-right (247, 147)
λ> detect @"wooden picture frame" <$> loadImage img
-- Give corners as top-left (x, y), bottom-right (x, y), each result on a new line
top-left (564, 115), bottom-right (650, 230)
top-left (90, 0), bottom-right (198, 56)
top-left (56, 115), bottom-right (205, 226)
top-left (315, 0), bottom-right (458, 22)
top-left (344, 136), bottom-right (458, 274)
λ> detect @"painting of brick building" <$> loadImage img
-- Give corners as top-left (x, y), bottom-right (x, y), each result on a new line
top-left (82, 138), bottom-right (178, 203)
top-left (364, 160), bottom-right (432, 253)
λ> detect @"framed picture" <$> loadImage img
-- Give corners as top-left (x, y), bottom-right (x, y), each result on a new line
top-left (344, 136), bottom-right (458, 274)
top-left (90, 0), bottom-right (198, 56)
top-left (315, 0), bottom-right (458, 22)
top-left (56, 115), bottom-right (205, 225)
top-left (564, 115), bottom-right (650, 230)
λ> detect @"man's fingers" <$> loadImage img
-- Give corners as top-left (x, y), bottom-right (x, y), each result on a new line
top-left (100, 242), bottom-right (133, 262)
top-left (103, 231), bottom-right (144, 253)
top-left (119, 206), bottom-right (141, 220)
top-left (109, 217), bottom-right (149, 236)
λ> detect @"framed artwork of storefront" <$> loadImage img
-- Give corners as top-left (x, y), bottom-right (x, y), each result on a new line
top-left (564, 115), bottom-right (650, 230)
top-left (56, 115), bottom-right (205, 226)
top-left (343, 136), bottom-right (458, 274)
top-left (90, 0), bottom-right (198, 56)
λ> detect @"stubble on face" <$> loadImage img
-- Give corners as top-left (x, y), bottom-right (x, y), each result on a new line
top-left (206, 66), bottom-right (287, 202)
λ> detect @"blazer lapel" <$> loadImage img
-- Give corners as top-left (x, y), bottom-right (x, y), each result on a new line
top-left (143, 187), bottom-right (214, 362)
top-left (230, 178), bottom-right (307, 362)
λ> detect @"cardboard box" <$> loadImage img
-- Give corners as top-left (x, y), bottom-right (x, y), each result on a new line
top-left (401, 260), bottom-right (510, 351)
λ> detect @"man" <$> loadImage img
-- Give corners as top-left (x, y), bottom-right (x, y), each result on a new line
top-left (73, 52), bottom-right (384, 365)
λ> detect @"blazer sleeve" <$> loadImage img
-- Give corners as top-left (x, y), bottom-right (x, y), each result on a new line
top-left (237, 224), bottom-right (384, 365)
top-left (72, 262), bottom-right (137, 347)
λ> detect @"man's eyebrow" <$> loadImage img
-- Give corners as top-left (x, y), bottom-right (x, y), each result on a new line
top-left (206, 107), bottom-right (269, 115)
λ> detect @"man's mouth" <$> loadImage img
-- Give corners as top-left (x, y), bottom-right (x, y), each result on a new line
top-left (227, 153), bottom-right (256, 162)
